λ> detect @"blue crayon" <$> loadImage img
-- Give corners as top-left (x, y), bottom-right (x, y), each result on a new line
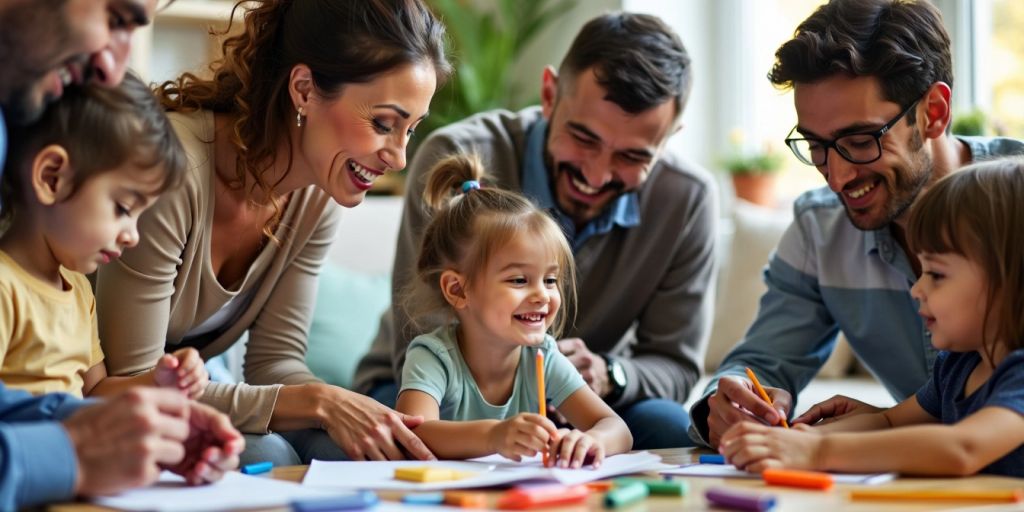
top-left (291, 491), bottom-right (379, 511)
top-left (240, 461), bottom-right (273, 475)
top-left (402, 492), bottom-right (446, 505)
top-left (699, 454), bottom-right (727, 464)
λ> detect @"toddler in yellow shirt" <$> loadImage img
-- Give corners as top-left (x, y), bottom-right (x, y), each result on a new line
top-left (0, 74), bottom-right (205, 398)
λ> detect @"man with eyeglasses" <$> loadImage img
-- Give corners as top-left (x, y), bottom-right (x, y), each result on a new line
top-left (689, 0), bottom-right (1024, 449)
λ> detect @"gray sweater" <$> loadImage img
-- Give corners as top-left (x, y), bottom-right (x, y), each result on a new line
top-left (355, 106), bottom-right (718, 407)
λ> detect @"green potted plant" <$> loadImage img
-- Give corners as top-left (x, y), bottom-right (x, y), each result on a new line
top-left (720, 129), bottom-right (785, 207)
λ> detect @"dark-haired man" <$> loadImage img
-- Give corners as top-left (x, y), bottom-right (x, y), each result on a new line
top-left (689, 0), bottom-right (1024, 449)
top-left (1, 1), bottom-right (243, 508)
top-left (356, 11), bottom-right (716, 449)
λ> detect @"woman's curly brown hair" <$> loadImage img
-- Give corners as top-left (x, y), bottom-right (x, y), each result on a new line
top-left (155, 0), bottom-right (450, 240)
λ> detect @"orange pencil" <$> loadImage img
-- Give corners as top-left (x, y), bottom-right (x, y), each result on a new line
top-left (536, 351), bottom-right (549, 466)
top-left (745, 367), bottom-right (790, 428)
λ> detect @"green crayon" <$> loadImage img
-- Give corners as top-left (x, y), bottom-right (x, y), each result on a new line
top-left (604, 481), bottom-right (649, 508)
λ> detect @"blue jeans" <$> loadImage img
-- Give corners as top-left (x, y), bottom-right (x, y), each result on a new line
top-left (239, 429), bottom-right (349, 466)
top-left (366, 381), bottom-right (694, 450)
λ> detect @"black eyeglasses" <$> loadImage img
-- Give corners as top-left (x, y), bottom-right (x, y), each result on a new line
top-left (784, 99), bottom-right (921, 167)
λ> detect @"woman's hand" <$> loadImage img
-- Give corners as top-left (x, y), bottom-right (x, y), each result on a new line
top-left (153, 348), bottom-right (208, 399)
top-left (551, 428), bottom-right (604, 469)
top-left (318, 387), bottom-right (435, 461)
top-left (487, 413), bottom-right (558, 462)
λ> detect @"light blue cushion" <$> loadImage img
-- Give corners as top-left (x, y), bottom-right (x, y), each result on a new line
top-left (305, 265), bottom-right (391, 389)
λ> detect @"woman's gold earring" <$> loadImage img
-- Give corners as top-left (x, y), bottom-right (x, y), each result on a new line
top-left (296, 107), bottom-right (306, 128)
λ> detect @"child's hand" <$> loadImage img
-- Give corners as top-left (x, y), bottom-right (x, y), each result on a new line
top-left (718, 422), bottom-right (823, 472)
top-left (550, 428), bottom-right (604, 469)
top-left (153, 348), bottom-right (208, 399)
top-left (488, 413), bottom-right (557, 462)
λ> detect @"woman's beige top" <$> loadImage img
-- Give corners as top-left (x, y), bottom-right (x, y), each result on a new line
top-left (95, 109), bottom-right (341, 433)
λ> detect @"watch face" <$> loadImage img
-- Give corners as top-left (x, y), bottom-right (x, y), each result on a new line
top-left (609, 360), bottom-right (627, 387)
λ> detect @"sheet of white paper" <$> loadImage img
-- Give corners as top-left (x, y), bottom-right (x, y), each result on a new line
top-left (660, 463), bottom-right (896, 485)
top-left (95, 471), bottom-right (338, 511)
top-left (94, 471), bottom-right (454, 511)
top-left (303, 451), bottom-right (665, 491)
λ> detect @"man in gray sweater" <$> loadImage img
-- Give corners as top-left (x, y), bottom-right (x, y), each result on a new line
top-left (355, 12), bottom-right (717, 449)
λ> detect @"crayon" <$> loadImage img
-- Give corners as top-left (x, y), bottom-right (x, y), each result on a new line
top-left (496, 484), bottom-right (590, 509)
top-left (699, 454), bottom-right (727, 464)
top-left (240, 461), bottom-right (273, 475)
top-left (604, 481), bottom-right (649, 508)
top-left (849, 489), bottom-right (1024, 503)
top-left (444, 491), bottom-right (487, 508)
top-left (394, 466), bottom-right (471, 482)
top-left (402, 492), bottom-right (446, 505)
top-left (291, 491), bottom-right (379, 511)
top-left (585, 480), bottom-right (615, 491)
top-left (705, 487), bottom-right (777, 512)
top-left (762, 468), bottom-right (833, 491)
top-left (613, 477), bottom-right (687, 496)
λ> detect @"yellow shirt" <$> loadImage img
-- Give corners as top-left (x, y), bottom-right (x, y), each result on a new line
top-left (0, 250), bottom-right (103, 397)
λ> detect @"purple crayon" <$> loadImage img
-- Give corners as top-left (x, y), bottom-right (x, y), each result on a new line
top-left (705, 487), bottom-right (777, 512)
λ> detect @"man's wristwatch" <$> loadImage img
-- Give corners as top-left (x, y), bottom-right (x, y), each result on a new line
top-left (602, 354), bottom-right (627, 403)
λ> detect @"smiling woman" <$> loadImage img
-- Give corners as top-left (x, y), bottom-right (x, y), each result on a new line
top-left (92, 0), bottom-right (451, 466)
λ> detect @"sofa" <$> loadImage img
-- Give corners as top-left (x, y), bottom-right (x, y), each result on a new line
top-left (211, 193), bottom-right (895, 417)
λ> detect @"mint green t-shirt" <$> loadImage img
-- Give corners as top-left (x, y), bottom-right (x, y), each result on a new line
top-left (400, 324), bottom-right (586, 421)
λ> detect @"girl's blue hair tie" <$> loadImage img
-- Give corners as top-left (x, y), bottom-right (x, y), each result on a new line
top-left (461, 180), bottom-right (481, 193)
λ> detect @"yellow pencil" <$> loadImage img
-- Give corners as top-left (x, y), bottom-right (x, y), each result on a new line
top-left (745, 367), bottom-right (790, 428)
top-left (536, 350), bottom-right (549, 466)
top-left (850, 489), bottom-right (1024, 503)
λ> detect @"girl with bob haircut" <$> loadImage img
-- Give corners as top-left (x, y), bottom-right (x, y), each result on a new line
top-left (94, 0), bottom-right (451, 465)
top-left (719, 159), bottom-right (1024, 477)
top-left (395, 154), bottom-right (632, 466)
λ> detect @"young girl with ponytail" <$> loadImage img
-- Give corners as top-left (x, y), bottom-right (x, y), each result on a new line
top-left (395, 154), bottom-right (632, 466)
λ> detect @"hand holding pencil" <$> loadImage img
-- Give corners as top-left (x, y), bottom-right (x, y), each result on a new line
top-left (745, 367), bottom-right (789, 428)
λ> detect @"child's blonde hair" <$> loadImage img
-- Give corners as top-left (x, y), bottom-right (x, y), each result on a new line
top-left (407, 153), bottom-right (577, 337)
top-left (1, 73), bottom-right (187, 223)
top-left (907, 158), bottom-right (1024, 361)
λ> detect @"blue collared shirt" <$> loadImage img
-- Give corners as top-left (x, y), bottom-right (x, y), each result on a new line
top-left (520, 119), bottom-right (640, 250)
top-left (689, 135), bottom-right (1024, 446)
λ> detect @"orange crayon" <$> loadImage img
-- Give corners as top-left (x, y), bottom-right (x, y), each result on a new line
top-left (745, 367), bottom-right (790, 428)
top-left (762, 468), bottom-right (833, 490)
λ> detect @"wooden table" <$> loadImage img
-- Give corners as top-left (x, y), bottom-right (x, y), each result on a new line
top-left (49, 448), bottom-right (1024, 511)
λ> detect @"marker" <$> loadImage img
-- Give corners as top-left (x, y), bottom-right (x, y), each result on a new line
top-left (240, 461), bottom-right (273, 475)
top-left (496, 484), bottom-right (590, 509)
top-left (613, 477), bottom-right (688, 496)
top-left (584, 480), bottom-right (615, 491)
top-left (291, 491), bottom-right (379, 511)
top-left (402, 492), bottom-right (446, 505)
top-left (762, 468), bottom-right (833, 491)
top-left (850, 489), bottom-right (1024, 503)
top-left (705, 487), bottom-right (777, 512)
top-left (699, 454), bottom-right (727, 464)
top-left (604, 480), bottom-right (649, 508)
top-left (536, 350), bottom-right (549, 467)
top-left (745, 367), bottom-right (789, 428)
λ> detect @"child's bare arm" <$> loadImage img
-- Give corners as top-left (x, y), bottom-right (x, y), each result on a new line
top-left (83, 362), bottom-right (154, 397)
top-left (722, 405), bottom-right (1024, 476)
top-left (809, 395), bottom-right (936, 434)
top-left (816, 406), bottom-right (1024, 475)
top-left (396, 389), bottom-right (556, 460)
top-left (85, 348), bottom-right (208, 398)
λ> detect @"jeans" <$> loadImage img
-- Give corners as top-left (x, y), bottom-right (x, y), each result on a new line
top-left (239, 429), bottom-right (349, 466)
top-left (366, 380), bottom-right (695, 450)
